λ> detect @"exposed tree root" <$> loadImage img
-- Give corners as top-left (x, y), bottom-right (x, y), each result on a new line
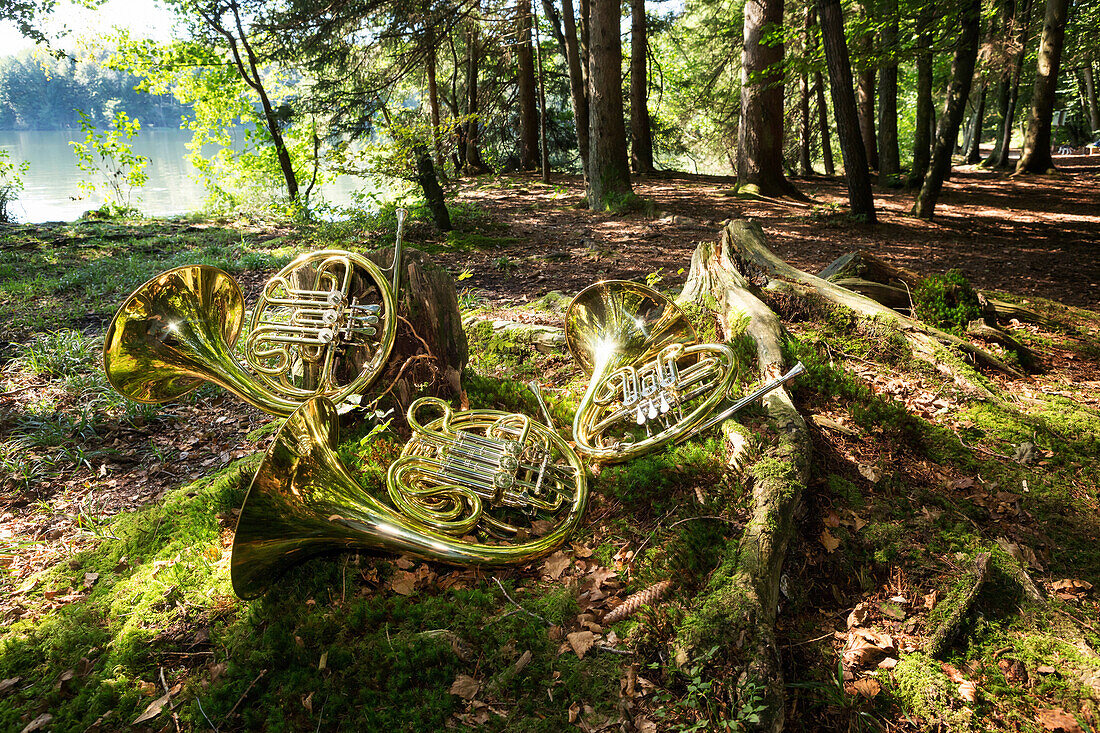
top-left (924, 552), bottom-right (990, 658)
top-left (672, 228), bottom-right (811, 733)
top-left (722, 221), bottom-right (1028, 396)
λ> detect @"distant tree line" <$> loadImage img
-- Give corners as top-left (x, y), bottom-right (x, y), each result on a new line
top-left (0, 51), bottom-right (190, 130)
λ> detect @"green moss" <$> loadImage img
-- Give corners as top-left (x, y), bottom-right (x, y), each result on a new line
top-left (913, 270), bottom-right (983, 334)
top-left (889, 653), bottom-right (974, 731)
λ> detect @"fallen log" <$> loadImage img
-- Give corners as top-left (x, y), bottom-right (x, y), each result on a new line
top-left (672, 227), bottom-right (811, 733)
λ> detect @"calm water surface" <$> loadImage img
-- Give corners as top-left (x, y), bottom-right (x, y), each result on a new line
top-left (0, 128), bottom-right (368, 223)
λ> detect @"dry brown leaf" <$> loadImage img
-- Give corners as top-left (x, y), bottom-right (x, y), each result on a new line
top-left (823, 511), bottom-right (841, 528)
top-left (567, 630), bottom-right (595, 660)
top-left (847, 602), bottom-right (869, 629)
top-left (843, 639), bottom-right (886, 668)
top-left (858, 463), bottom-right (880, 483)
top-left (1037, 708), bottom-right (1085, 733)
top-left (958, 680), bottom-right (978, 702)
top-left (132, 691), bottom-right (172, 724)
top-left (820, 529), bottom-right (841, 553)
top-left (449, 674), bottom-right (480, 699)
top-left (302, 691), bottom-right (314, 714)
top-left (572, 543), bottom-right (594, 558)
top-left (390, 571), bottom-right (417, 596)
top-left (941, 663), bottom-right (966, 684)
top-left (318, 651), bottom-right (328, 671)
top-left (844, 678), bottom-right (881, 698)
top-left (543, 551), bottom-right (571, 580)
top-left (998, 658), bottom-right (1029, 686)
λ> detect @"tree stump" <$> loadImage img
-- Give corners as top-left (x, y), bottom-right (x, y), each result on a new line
top-left (359, 246), bottom-right (468, 424)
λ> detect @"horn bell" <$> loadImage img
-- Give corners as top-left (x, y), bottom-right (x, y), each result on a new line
top-left (231, 397), bottom-right (587, 599)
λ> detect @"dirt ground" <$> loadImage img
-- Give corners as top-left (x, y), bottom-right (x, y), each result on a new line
top-left (436, 166), bottom-right (1100, 313)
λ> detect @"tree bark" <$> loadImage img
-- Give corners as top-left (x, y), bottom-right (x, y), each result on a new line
top-left (877, 0), bottom-right (901, 182)
top-left (798, 4), bottom-right (814, 176)
top-left (855, 1), bottom-right (878, 171)
top-left (817, 0), bottom-right (876, 221)
top-left (1016, 0), bottom-right (1070, 173)
top-left (1084, 61), bottom-right (1100, 134)
top-left (815, 72), bottom-right (835, 175)
top-left (673, 222), bottom-right (811, 733)
top-left (965, 81), bottom-right (988, 163)
top-left (516, 0), bottom-right (540, 170)
top-left (560, 0), bottom-right (590, 172)
top-left (415, 145), bottom-right (452, 232)
top-left (987, 0), bottom-right (1033, 168)
top-left (586, 0), bottom-right (632, 208)
top-left (629, 0), bottom-right (654, 175)
top-left (913, 0), bottom-right (981, 219)
top-left (737, 0), bottom-right (801, 197)
top-left (909, 4), bottom-right (935, 187)
top-left (425, 24), bottom-right (447, 179)
top-left (464, 18), bottom-right (490, 174)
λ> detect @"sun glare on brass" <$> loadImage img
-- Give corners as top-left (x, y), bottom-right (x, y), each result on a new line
top-left (565, 280), bottom-right (805, 462)
top-left (230, 386), bottom-right (587, 599)
top-left (102, 210), bottom-right (408, 415)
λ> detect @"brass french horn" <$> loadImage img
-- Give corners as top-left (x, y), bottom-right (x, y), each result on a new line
top-left (565, 280), bottom-right (804, 462)
top-left (230, 389), bottom-right (587, 599)
top-left (102, 210), bottom-right (407, 416)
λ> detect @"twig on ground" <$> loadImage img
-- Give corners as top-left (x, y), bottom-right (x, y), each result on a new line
top-left (952, 428), bottom-right (1014, 460)
top-left (222, 669), bottom-right (266, 726)
top-left (195, 696), bottom-right (218, 732)
top-left (492, 576), bottom-right (547, 624)
top-left (596, 645), bottom-right (634, 656)
top-left (160, 666), bottom-right (182, 733)
top-left (782, 631), bottom-right (838, 649)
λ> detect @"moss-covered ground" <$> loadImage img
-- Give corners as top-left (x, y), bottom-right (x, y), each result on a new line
top-left (2, 186), bottom-right (1100, 732)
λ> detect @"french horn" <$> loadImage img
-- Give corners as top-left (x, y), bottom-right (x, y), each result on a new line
top-left (230, 389), bottom-right (587, 599)
top-left (565, 280), bottom-right (804, 462)
top-left (102, 210), bottom-right (407, 416)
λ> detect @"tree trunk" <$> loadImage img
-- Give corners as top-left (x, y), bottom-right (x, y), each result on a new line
top-left (1016, 0), bottom-right (1070, 173)
top-left (560, 0), bottom-right (590, 172)
top-left (965, 81), bottom-right (988, 163)
top-left (464, 19), bottom-right (490, 174)
top-left (1084, 61), bottom-right (1100, 133)
top-left (988, 0), bottom-right (1033, 168)
top-left (737, 0), bottom-right (800, 197)
top-left (984, 0), bottom-right (1016, 167)
top-left (798, 4), bottom-right (814, 176)
top-left (673, 222), bottom-right (811, 733)
top-left (817, 0), bottom-right (876, 221)
top-left (629, 0), bottom-right (654, 175)
top-left (426, 24), bottom-right (447, 179)
top-left (358, 247), bottom-right (468, 420)
top-left (909, 4), bottom-right (935, 187)
top-left (415, 145), bottom-right (452, 232)
top-left (815, 72), bottom-right (835, 174)
top-left (913, 0), bottom-right (981, 219)
top-left (877, 0), bottom-right (901, 183)
top-left (516, 0), bottom-right (540, 170)
top-left (586, 0), bottom-right (632, 208)
top-left (855, 1), bottom-right (878, 171)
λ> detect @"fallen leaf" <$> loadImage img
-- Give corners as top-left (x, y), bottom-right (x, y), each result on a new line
top-left (390, 571), bottom-right (417, 596)
top-left (846, 602), bottom-right (869, 629)
top-left (958, 679), bottom-right (978, 702)
top-left (844, 678), bottom-right (880, 698)
top-left (133, 691), bottom-right (172, 724)
top-left (572, 544), bottom-right (594, 558)
top-left (302, 691), bottom-right (314, 714)
top-left (819, 529), bottom-right (841, 553)
top-left (1037, 708), bottom-right (1085, 733)
top-left (449, 674), bottom-right (480, 699)
top-left (823, 511), bottom-right (841, 528)
top-left (543, 551), bottom-right (571, 580)
top-left (318, 651), bottom-right (327, 671)
top-left (857, 463), bottom-right (880, 483)
top-left (998, 658), bottom-right (1029, 686)
top-left (567, 630), bottom-right (595, 660)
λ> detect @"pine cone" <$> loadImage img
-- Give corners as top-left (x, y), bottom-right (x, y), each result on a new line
top-left (603, 579), bottom-right (672, 624)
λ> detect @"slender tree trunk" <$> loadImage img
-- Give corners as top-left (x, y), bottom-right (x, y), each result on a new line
top-left (913, 0), bottom-right (981, 218)
top-left (465, 19), bottom-right (490, 173)
top-left (965, 81), bottom-right (987, 163)
top-left (629, 0), bottom-right (654, 175)
top-left (586, 0), bottom-right (632, 208)
top-left (798, 4), bottom-right (813, 176)
top-left (516, 0), bottom-right (540, 170)
top-left (560, 0), bottom-right (590, 172)
top-left (426, 25), bottom-right (446, 178)
top-left (815, 72), bottom-right (835, 174)
top-left (817, 0), bottom-right (875, 221)
top-left (986, 79), bottom-right (1012, 164)
top-left (855, 1), bottom-right (878, 171)
top-left (1084, 61), bottom-right (1100, 133)
top-left (877, 0), bottom-right (900, 183)
top-left (535, 2), bottom-right (550, 181)
top-left (1016, 0), bottom-right (1070, 173)
top-left (737, 0), bottom-right (800, 197)
top-left (909, 4), bottom-right (935, 187)
top-left (988, 0), bottom-right (1033, 168)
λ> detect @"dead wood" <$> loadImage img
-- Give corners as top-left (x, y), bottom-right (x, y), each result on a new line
top-left (924, 552), bottom-right (990, 658)
top-left (966, 318), bottom-right (1040, 372)
top-left (461, 315), bottom-right (566, 354)
top-left (673, 230), bottom-right (812, 733)
top-left (724, 221), bottom-right (1028, 393)
top-left (359, 246), bottom-right (468, 419)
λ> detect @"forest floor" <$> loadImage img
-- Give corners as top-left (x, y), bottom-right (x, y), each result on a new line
top-left (1, 167), bottom-right (1099, 733)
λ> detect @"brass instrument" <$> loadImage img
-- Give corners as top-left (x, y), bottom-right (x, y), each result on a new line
top-left (102, 210), bottom-right (407, 416)
top-left (230, 389), bottom-right (587, 599)
top-left (565, 280), bottom-right (804, 462)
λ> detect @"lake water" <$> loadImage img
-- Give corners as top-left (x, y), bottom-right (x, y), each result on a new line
top-left (0, 128), bottom-right (372, 223)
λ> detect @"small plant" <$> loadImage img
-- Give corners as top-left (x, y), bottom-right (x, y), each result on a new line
top-left (646, 269), bottom-right (664, 288)
top-left (913, 269), bottom-right (982, 334)
top-left (0, 149), bottom-right (29, 223)
top-left (600, 190), bottom-right (654, 215)
top-left (71, 109), bottom-right (149, 215)
top-left (653, 646), bottom-right (766, 732)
